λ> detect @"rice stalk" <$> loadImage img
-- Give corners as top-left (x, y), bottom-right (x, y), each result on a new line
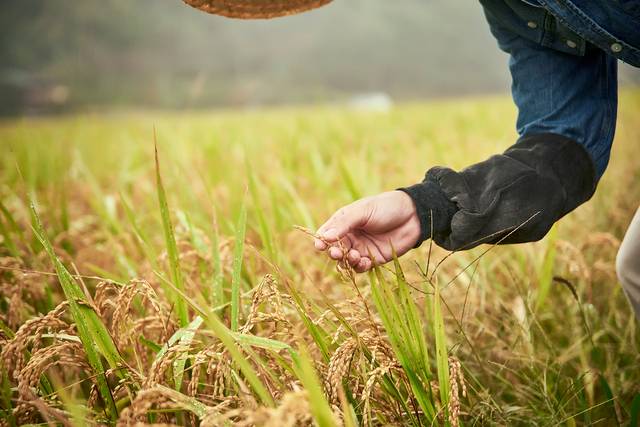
top-left (29, 200), bottom-right (121, 420)
top-left (536, 224), bottom-right (558, 309)
top-left (154, 140), bottom-right (189, 327)
top-left (230, 192), bottom-right (247, 332)
top-left (203, 309), bottom-right (274, 406)
top-left (291, 344), bottom-right (338, 427)
top-left (370, 260), bottom-right (437, 424)
top-left (210, 210), bottom-right (224, 308)
top-left (248, 166), bottom-right (276, 262)
top-left (433, 280), bottom-right (451, 426)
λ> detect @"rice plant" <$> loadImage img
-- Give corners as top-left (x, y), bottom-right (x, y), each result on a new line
top-left (0, 92), bottom-right (639, 426)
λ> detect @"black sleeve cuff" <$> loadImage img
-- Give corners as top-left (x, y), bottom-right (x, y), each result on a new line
top-left (400, 133), bottom-right (597, 251)
top-left (398, 178), bottom-right (458, 248)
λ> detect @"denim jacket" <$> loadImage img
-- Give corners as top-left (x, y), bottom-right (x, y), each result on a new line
top-left (401, 0), bottom-right (639, 250)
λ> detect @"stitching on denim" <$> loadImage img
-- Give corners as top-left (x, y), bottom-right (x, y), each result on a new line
top-left (551, 0), bottom-right (640, 55)
top-left (541, 11), bottom-right (553, 46)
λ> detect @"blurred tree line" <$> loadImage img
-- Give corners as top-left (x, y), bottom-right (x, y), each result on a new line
top-left (1, 0), bottom-right (638, 115)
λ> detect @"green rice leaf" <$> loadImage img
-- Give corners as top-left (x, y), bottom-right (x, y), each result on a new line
top-left (170, 316), bottom-right (204, 391)
top-left (204, 309), bottom-right (274, 406)
top-left (139, 336), bottom-right (162, 354)
top-left (598, 376), bottom-right (620, 426)
top-left (536, 224), bottom-right (557, 309)
top-left (155, 142), bottom-right (189, 327)
top-left (433, 282), bottom-right (451, 426)
top-left (0, 198), bottom-right (25, 242)
top-left (369, 267), bottom-right (436, 423)
top-left (286, 283), bottom-right (331, 362)
top-left (338, 159), bottom-right (362, 200)
top-left (152, 385), bottom-right (210, 419)
top-left (629, 393), bottom-right (640, 427)
top-left (120, 191), bottom-right (158, 268)
top-left (233, 333), bottom-right (295, 353)
top-left (0, 214), bottom-right (19, 257)
top-left (393, 255), bottom-right (431, 376)
top-left (248, 167), bottom-right (276, 261)
top-left (291, 345), bottom-right (337, 427)
top-left (30, 200), bottom-right (120, 419)
top-left (230, 193), bottom-right (247, 332)
top-left (210, 211), bottom-right (224, 308)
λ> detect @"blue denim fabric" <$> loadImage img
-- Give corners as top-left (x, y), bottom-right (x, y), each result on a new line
top-left (479, 0), bottom-right (627, 178)
top-left (481, 0), bottom-right (640, 66)
top-left (514, 0), bottom-right (640, 66)
top-left (539, 0), bottom-right (640, 67)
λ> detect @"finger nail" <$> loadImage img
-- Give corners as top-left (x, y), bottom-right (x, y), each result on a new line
top-left (314, 239), bottom-right (326, 250)
top-left (322, 228), bottom-right (337, 240)
top-left (329, 246), bottom-right (342, 259)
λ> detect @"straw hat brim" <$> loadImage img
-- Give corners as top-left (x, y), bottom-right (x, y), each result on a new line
top-left (183, 0), bottom-right (333, 19)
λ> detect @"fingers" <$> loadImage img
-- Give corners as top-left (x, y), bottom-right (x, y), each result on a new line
top-left (314, 237), bottom-right (327, 251)
top-left (327, 238), bottom-right (353, 260)
top-left (346, 249), bottom-right (360, 265)
top-left (320, 243), bottom-right (373, 273)
top-left (317, 202), bottom-right (369, 243)
top-left (319, 236), bottom-right (364, 269)
top-left (338, 253), bottom-right (372, 273)
top-left (354, 256), bottom-right (372, 273)
top-left (336, 248), bottom-right (375, 273)
top-left (313, 200), bottom-right (376, 273)
top-left (328, 246), bottom-right (343, 260)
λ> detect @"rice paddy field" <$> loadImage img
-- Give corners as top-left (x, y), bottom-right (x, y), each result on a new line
top-left (1, 91), bottom-right (639, 426)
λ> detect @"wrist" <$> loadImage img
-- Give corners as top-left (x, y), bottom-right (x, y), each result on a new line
top-left (397, 177), bottom-right (458, 248)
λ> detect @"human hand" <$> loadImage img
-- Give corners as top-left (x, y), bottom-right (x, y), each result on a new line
top-left (313, 190), bottom-right (421, 273)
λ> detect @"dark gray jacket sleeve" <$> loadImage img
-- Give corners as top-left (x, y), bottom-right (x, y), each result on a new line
top-left (399, 133), bottom-right (597, 251)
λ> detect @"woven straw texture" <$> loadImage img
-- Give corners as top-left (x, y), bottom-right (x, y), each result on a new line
top-left (183, 0), bottom-right (332, 19)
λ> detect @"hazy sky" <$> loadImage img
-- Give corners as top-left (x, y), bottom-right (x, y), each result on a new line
top-left (1, 0), bottom-right (638, 113)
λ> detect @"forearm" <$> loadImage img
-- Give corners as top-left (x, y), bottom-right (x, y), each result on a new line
top-left (400, 133), bottom-right (597, 251)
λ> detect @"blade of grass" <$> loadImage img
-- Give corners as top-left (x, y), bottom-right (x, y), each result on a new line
top-left (338, 159), bottom-right (362, 200)
top-left (0, 213), bottom-right (19, 257)
top-left (233, 333), bottom-right (295, 353)
top-left (151, 385), bottom-right (210, 419)
top-left (598, 376), bottom-right (620, 426)
top-left (0, 197), bottom-right (26, 243)
top-left (155, 141), bottom-right (188, 327)
top-left (291, 344), bottom-right (337, 427)
top-left (203, 309), bottom-right (274, 406)
top-left (30, 200), bottom-right (120, 420)
top-left (1, 369), bottom-right (16, 427)
top-left (120, 191), bottom-right (158, 269)
top-left (536, 224), bottom-right (557, 309)
top-left (154, 316), bottom-right (204, 363)
top-left (248, 167), bottom-right (276, 262)
top-left (338, 385), bottom-right (358, 427)
top-left (433, 282), bottom-right (451, 426)
top-left (280, 177), bottom-right (315, 230)
top-left (153, 270), bottom-right (207, 318)
top-left (230, 192), bottom-right (247, 332)
top-left (139, 336), bottom-right (162, 354)
top-left (168, 316), bottom-right (204, 391)
top-left (629, 393), bottom-right (640, 427)
top-left (176, 210), bottom-right (208, 255)
top-left (369, 266), bottom-right (436, 423)
top-left (284, 280), bottom-right (331, 362)
top-left (393, 255), bottom-right (431, 376)
top-left (210, 210), bottom-right (224, 308)
top-left (73, 151), bottom-right (122, 235)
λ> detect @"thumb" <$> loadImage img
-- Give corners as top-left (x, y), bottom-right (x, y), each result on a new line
top-left (318, 202), bottom-right (369, 242)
